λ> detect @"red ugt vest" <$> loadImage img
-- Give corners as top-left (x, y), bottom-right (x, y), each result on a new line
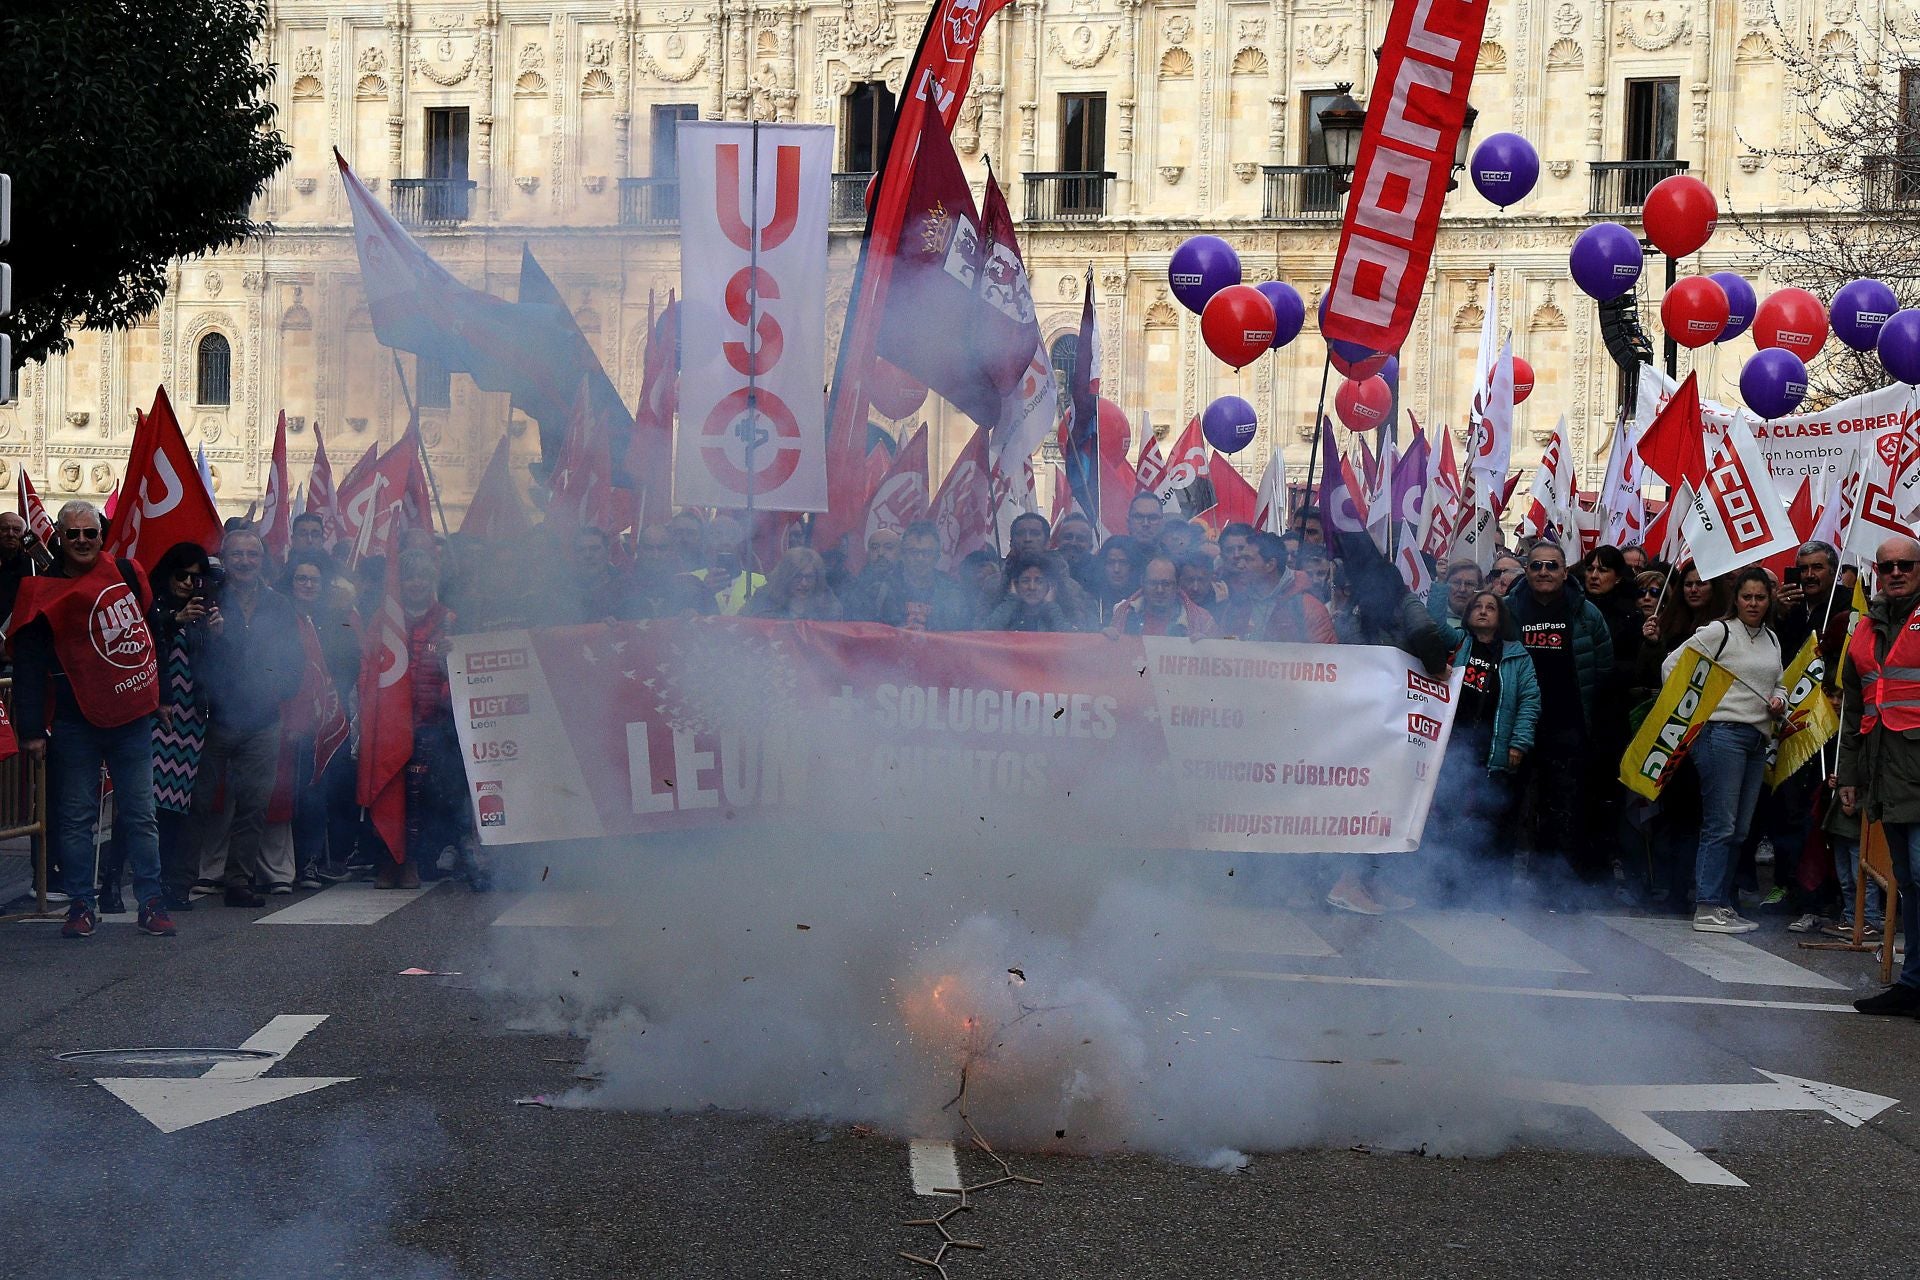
top-left (13, 557), bottom-right (160, 728)
top-left (1848, 609), bottom-right (1920, 734)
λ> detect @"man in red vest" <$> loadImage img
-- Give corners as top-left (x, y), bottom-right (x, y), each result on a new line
top-left (13, 500), bottom-right (171, 939)
top-left (1838, 533), bottom-right (1920, 1017)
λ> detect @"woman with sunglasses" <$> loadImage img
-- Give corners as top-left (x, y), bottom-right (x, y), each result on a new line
top-left (1661, 566), bottom-right (1787, 934)
top-left (142, 541), bottom-right (221, 913)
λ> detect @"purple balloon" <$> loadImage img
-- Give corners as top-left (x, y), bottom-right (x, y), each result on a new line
top-left (1379, 355), bottom-right (1400, 387)
top-left (1169, 236), bottom-right (1243, 315)
top-left (1740, 347), bottom-right (1810, 420)
top-left (1878, 309), bottom-right (1920, 384)
top-left (1470, 132), bottom-right (1541, 208)
top-left (1832, 278), bottom-right (1899, 354)
top-left (1570, 223), bottom-right (1644, 301)
top-left (1708, 271), bottom-right (1757, 345)
top-left (1255, 281), bottom-right (1306, 349)
top-left (1201, 395), bottom-right (1258, 455)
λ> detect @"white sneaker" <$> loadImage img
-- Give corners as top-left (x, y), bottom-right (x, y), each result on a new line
top-left (1326, 874), bottom-right (1386, 916)
top-left (1694, 905), bottom-right (1760, 934)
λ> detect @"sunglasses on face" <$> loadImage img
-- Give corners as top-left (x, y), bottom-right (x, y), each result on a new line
top-left (1636, 586), bottom-right (1661, 598)
top-left (174, 570), bottom-right (205, 584)
top-left (1527, 560), bottom-right (1563, 572)
top-left (61, 527), bottom-right (101, 541)
top-left (1879, 559), bottom-right (1920, 575)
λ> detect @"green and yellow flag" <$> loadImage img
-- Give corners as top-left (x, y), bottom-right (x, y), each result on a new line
top-left (1620, 648), bottom-right (1737, 801)
top-left (1767, 633), bottom-right (1839, 788)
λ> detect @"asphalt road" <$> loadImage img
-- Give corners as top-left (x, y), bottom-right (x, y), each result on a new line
top-left (5, 854), bottom-right (1919, 1280)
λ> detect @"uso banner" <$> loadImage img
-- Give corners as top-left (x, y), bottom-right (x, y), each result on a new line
top-left (447, 620), bottom-right (1461, 855)
top-left (676, 122), bottom-right (832, 512)
top-left (1322, 0), bottom-right (1491, 355)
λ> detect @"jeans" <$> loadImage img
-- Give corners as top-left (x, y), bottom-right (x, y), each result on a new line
top-left (1873, 823), bottom-right (1920, 989)
top-left (1691, 721), bottom-right (1769, 908)
top-left (289, 735), bottom-right (326, 877)
top-left (1829, 835), bottom-right (1886, 930)
top-left (51, 713), bottom-right (160, 911)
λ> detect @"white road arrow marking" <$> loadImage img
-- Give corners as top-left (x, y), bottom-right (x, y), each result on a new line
top-left (1507, 1069), bottom-right (1898, 1187)
top-left (96, 1014), bottom-right (352, 1134)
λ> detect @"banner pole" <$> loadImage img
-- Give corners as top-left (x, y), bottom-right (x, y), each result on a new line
top-left (742, 120), bottom-right (763, 586)
top-left (1300, 354), bottom-right (1334, 529)
top-left (389, 349), bottom-right (450, 535)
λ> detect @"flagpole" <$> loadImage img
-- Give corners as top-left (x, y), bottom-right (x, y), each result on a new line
top-left (389, 349), bottom-right (451, 535)
top-left (741, 120), bottom-right (764, 587)
top-left (1299, 353), bottom-right (1334, 528)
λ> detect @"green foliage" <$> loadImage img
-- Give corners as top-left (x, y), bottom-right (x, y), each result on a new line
top-left (0, 1), bottom-right (289, 368)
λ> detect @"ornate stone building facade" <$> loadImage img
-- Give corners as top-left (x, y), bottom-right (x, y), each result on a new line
top-left (0, 0), bottom-right (1868, 518)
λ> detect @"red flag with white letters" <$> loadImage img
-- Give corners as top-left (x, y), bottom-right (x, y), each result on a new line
top-left (105, 387), bottom-right (224, 572)
top-left (1322, 0), bottom-right (1491, 355)
top-left (929, 425), bottom-right (996, 566)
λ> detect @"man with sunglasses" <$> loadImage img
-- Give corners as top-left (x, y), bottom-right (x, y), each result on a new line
top-left (11, 501), bottom-right (170, 939)
top-left (1504, 538), bottom-right (1615, 889)
top-left (1838, 536), bottom-right (1920, 1016)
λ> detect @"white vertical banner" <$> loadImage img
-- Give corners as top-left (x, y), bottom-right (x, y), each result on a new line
top-left (675, 122), bottom-right (832, 512)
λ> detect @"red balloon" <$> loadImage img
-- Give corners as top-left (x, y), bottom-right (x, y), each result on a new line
top-left (1329, 345), bottom-right (1391, 380)
top-left (1753, 288), bottom-right (1829, 360)
top-left (1511, 357), bottom-right (1535, 405)
top-left (1201, 285), bottom-right (1277, 370)
top-left (1334, 376), bottom-right (1394, 433)
top-left (1641, 175), bottom-right (1719, 258)
top-left (1660, 276), bottom-right (1731, 349)
top-left (868, 360), bottom-right (928, 420)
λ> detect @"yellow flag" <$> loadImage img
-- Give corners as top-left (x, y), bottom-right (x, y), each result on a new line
top-left (1767, 633), bottom-right (1839, 788)
top-left (1619, 648), bottom-right (1737, 801)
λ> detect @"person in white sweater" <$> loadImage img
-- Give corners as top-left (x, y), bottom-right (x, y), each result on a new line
top-left (1660, 567), bottom-right (1788, 934)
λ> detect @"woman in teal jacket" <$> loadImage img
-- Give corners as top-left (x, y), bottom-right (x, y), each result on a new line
top-left (1427, 590), bottom-right (1540, 897)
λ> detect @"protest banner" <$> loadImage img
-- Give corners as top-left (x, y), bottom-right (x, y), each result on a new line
top-left (446, 620), bottom-right (1462, 855)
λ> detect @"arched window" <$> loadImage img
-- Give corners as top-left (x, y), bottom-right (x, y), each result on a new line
top-left (196, 333), bottom-right (232, 406)
top-left (1048, 333), bottom-right (1080, 418)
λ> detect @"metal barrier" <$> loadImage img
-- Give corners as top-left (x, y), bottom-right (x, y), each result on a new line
top-left (0, 678), bottom-right (52, 922)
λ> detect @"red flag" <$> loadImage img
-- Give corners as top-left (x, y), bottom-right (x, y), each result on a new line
top-left (817, 0), bottom-right (1015, 558)
top-left (979, 173), bottom-right (1055, 469)
top-left (1636, 372), bottom-right (1711, 489)
top-left (461, 435), bottom-right (532, 542)
top-left (331, 442), bottom-right (380, 554)
top-left (929, 425), bottom-right (995, 566)
top-left (1322, 0), bottom-right (1490, 354)
top-left (336, 430), bottom-right (431, 569)
top-left (1200, 452), bottom-right (1260, 530)
top-left (1152, 417), bottom-right (1206, 509)
top-left (1135, 433), bottom-right (1169, 494)
top-left (307, 422), bottom-right (338, 548)
top-left (106, 387), bottom-right (224, 571)
top-left (1762, 475), bottom-right (1818, 579)
top-left (628, 292), bottom-right (680, 527)
top-left (863, 424), bottom-right (930, 548)
top-left (547, 381), bottom-right (622, 534)
top-left (18, 468), bottom-right (54, 542)
top-left (346, 424), bottom-right (435, 862)
top-left (102, 481), bottom-right (121, 521)
top-left (874, 113), bottom-right (1002, 428)
top-left (260, 410), bottom-right (291, 559)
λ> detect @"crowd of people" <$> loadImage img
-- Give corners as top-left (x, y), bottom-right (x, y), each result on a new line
top-left (7, 491), bottom-right (1914, 1019)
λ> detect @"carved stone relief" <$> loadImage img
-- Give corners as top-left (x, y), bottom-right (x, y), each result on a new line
top-left (1048, 24), bottom-right (1118, 68)
top-left (1616, 7), bottom-right (1692, 51)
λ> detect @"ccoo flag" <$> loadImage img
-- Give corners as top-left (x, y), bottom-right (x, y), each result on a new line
top-left (1620, 648), bottom-right (1737, 800)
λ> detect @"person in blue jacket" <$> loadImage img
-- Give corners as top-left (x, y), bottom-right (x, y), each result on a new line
top-left (1427, 588), bottom-right (1540, 901)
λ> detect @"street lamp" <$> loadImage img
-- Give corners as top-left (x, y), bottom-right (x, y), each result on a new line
top-left (1318, 86), bottom-right (1480, 192)
top-left (1317, 84), bottom-right (1367, 190)
top-left (1449, 103), bottom-right (1480, 191)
